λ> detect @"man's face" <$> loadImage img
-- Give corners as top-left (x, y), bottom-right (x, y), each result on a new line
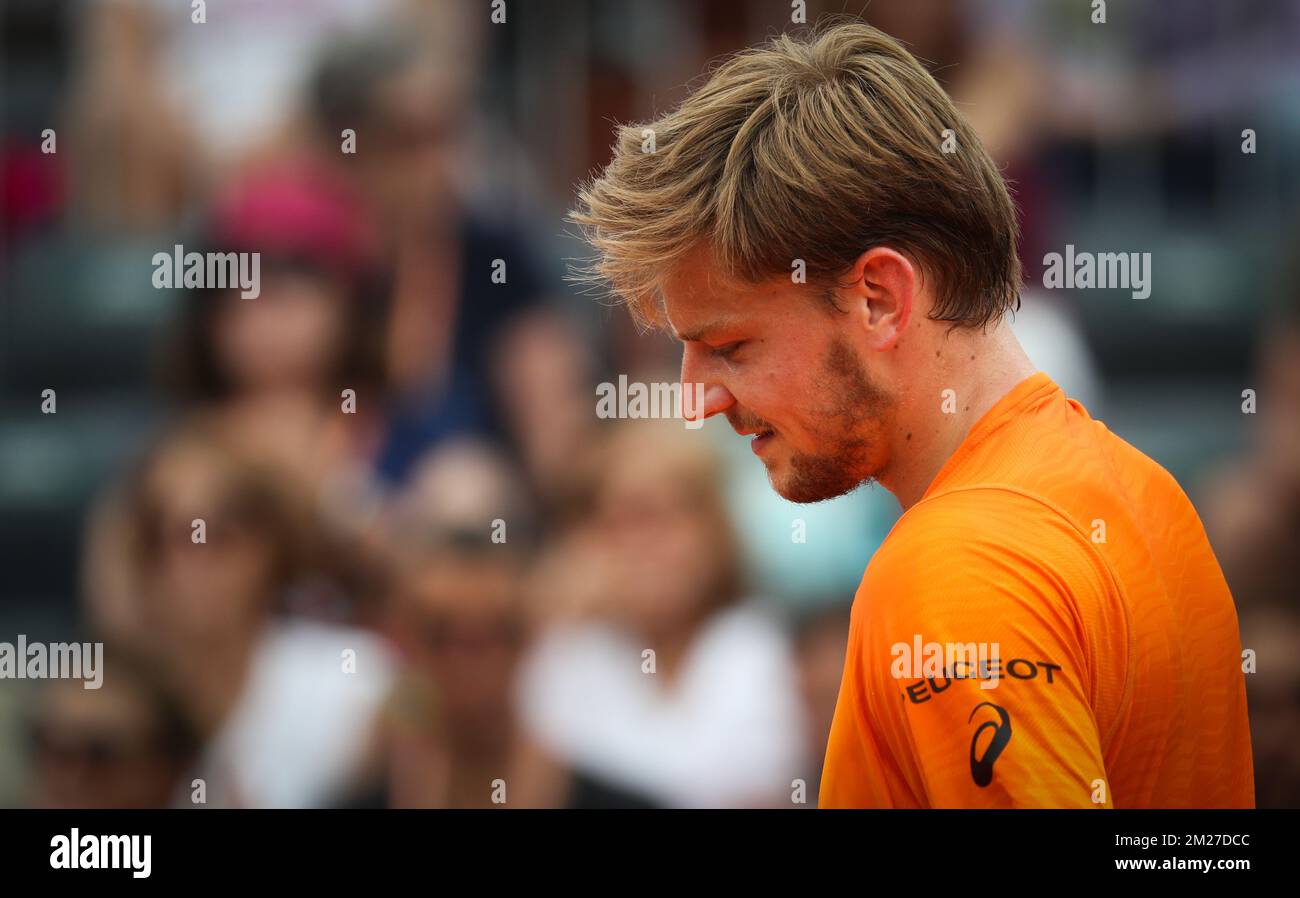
top-left (664, 249), bottom-right (894, 503)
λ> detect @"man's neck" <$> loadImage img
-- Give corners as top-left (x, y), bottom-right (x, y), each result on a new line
top-left (879, 323), bottom-right (1037, 511)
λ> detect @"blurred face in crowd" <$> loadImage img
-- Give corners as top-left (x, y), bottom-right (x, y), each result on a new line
top-left (395, 553), bottom-right (524, 728)
top-left (1259, 325), bottom-right (1300, 500)
top-left (667, 244), bottom-right (899, 504)
top-left (137, 442), bottom-right (277, 638)
top-left (592, 429), bottom-right (735, 634)
top-left (360, 59), bottom-right (469, 230)
top-left (211, 268), bottom-right (347, 396)
top-left (1240, 608), bottom-right (1300, 806)
top-left (29, 677), bottom-right (183, 809)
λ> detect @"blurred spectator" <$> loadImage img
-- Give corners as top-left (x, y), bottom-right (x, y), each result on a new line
top-left (790, 601), bottom-right (853, 805)
top-left (1202, 302), bottom-right (1300, 613)
top-left (1237, 606), bottom-right (1300, 808)
top-left (158, 158), bottom-right (397, 619)
top-left (166, 158), bottom-right (388, 496)
top-left (82, 417), bottom-right (392, 807)
top-left (24, 643), bottom-right (200, 809)
top-left (383, 436), bottom-right (537, 549)
top-left (339, 438), bottom-right (654, 807)
top-left (518, 420), bottom-right (807, 807)
top-left (1201, 248), bottom-right (1300, 808)
top-left (60, 0), bottom-right (200, 234)
top-left (309, 25), bottom-right (596, 494)
top-left (68, 0), bottom-right (454, 185)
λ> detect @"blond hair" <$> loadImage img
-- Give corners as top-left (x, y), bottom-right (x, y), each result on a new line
top-left (569, 19), bottom-right (1021, 330)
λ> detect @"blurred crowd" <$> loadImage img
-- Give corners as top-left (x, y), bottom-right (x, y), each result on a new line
top-left (2, 0), bottom-right (1298, 808)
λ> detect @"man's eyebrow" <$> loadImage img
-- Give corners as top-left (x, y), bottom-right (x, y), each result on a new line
top-left (672, 317), bottom-right (741, 343)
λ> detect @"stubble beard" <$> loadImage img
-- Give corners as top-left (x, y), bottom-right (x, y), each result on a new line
top-left (773, 336), bottom-right (891, 504)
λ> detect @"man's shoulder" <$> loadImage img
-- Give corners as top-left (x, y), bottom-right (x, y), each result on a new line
top-left (858, 486), bottom-right (1109, 625)
top-left (872, 485), bottom-right (1095, 568)
top-left (954, 385), bottom-right (1191, 538)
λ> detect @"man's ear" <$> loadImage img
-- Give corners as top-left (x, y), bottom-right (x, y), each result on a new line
top-left (835, 247), bottom-right (916, 351)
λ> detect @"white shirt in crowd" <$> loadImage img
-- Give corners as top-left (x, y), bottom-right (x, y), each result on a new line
top-left (516, 603), bottom-right (808, 808)
top-left (185, 618), bottom-right (393, 808)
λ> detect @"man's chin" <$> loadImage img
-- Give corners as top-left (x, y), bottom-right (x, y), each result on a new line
top-left (767, 462), bottom-right (868, 504)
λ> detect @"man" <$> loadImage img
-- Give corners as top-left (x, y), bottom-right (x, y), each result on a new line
top-left (568, 21), bottom-right (1253, 807)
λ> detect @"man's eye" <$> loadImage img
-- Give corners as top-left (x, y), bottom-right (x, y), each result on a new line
top-left (711, 341), bottom-right (745, 360)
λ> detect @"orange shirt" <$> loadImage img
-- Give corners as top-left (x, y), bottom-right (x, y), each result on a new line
top-left (819, 372), bottom-right (1254, 808)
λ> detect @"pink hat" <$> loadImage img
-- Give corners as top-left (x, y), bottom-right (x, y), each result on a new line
top-left (209, 159), bottom-right (379, 282)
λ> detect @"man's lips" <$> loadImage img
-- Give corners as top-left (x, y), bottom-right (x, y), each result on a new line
top-left (739, 427), bottom-right (776, 455)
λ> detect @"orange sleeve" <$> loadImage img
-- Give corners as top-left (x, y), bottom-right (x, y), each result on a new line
top-left (856, 490), bottom-right (1118, 808)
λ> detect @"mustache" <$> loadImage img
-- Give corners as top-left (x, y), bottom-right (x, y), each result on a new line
top-left (725, 408), bottom-right (774, 434)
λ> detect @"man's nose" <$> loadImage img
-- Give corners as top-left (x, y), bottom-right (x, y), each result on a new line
top-left (682, 382), bottom-right (734, 422)
top-left (681, 350), bottom-right (735, 422)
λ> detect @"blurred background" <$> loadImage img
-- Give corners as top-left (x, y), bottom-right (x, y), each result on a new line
top-left (0, 0), bottom-right (1297, 808)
